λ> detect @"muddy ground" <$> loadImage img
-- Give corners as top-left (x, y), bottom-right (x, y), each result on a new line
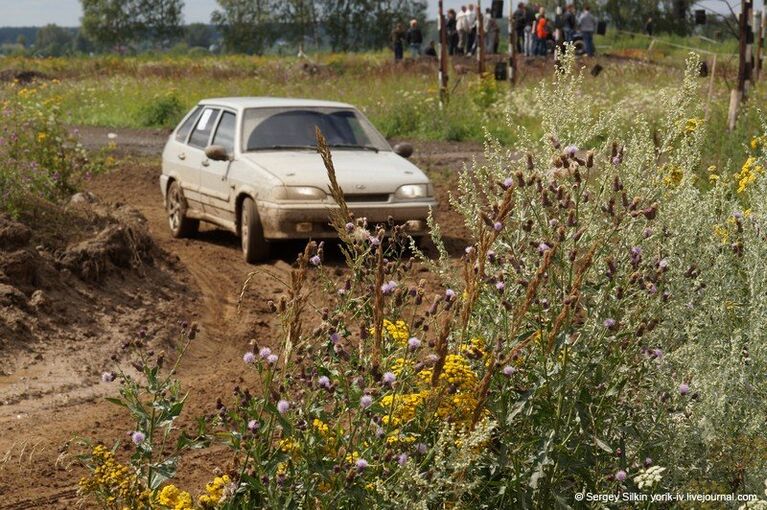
top-left (0, 128), bottom-right (482, 508)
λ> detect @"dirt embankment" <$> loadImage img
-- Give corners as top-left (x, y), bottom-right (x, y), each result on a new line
top-left (0, 128), bottom-right (480, 508)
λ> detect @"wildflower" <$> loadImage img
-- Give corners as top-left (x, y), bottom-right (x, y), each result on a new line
top-left (397, 453), bottom-right (409, 465)
top-left (360, 394), bottom-right (373, 408)
top-left (310, 255), bottom-right (321, 266)
top-left (277, 399), bottom-right (290, 414)
top-left (603, 318), bottom-right (616, 330)
top-left (502, 365), bottom-right (516, 377)
top-left (644, 457), bottom-right (653, 467)
top-left (564, 145), bottom-right (578, 156)
top-left (382, 372), bottom-right (396, 385)
top-left (445, 288), bottom-right (456, 301)
top-left (247, 419), bottom-right (259, 432)
top-left (266, 354), bottom-right (278, 365)
top-left (355, 458), bottom-right (369, 471)
top-left (369, 236), bottom-right (381, 246)
top-left (465, 246), bottom-right (476, 256)
top-left (330, 332), bottom-right (341, 343)
top-left (658, 258), bottom-right (669, 270)
top-left (107, 132), bottom-right (118, 140)
top-left (381, 280), bottom-right (398, 295)
top-left (243, 352), bottom-right (256, 364)
top-left (493, 222), bottom-right (503, 232)
top-left (101, 371), bottom-right (115, 383)
top-left (259, 347), bottom-right (272, 359)
top-left (131, 431), bottom-right (145, 445)
top-left (407, 337), bottom-right (421, 351)
top-left (345, 221), bottom-right (355, 232)
top-left (495, 281), bottom-right (505, 293)
top-left (678, 383), bottom-right (690, 396)
top-left (502, 177), bottom-right (514, 189)
top-left (537, 242), bottom-right (550, 254)
top-left (612, 156), bottom-right (621, 166)
top-left (318, 375), bottom-right (331, 388)
top-left (158, 484), bottom-right (193, 510)
top-left (643, 228), bottom-right (653, 238)
top-left (615, 470), bottom-right (627, 482)
top-left (487, 250), bottom-right (497, 262)
top-left (415, 443), bottom-right (428, 454)
top-left (633, 466), bottom-right (666, 490)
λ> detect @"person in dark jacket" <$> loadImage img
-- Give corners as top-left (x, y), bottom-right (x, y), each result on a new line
top-left (406, 19), bottom-right (423, 58)
top-left (391, 22), bottom-right (405, 61)
top-left (563, 4), bottom-right (576, 43)
top-left (513, 3), bottom-right (527, 53)
top-left (446, 9), bottom-right (459, 55)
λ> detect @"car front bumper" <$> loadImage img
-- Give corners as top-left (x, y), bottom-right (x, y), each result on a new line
top-left (258, 199), bottom-right (437, 239)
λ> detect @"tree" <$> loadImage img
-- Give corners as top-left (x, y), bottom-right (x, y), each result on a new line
top-left (35, 24), bottom-right (75, 56)
top-left (137, 0), bottom-right (185, 47)
top-left (184, 23), bottom-right (214, 48)
top-left (280, 0), bottom-right (319, 48)
top-left (81, 0), bottom-right (141, 50)
top-left (211, 0), bottom-right (275, 54)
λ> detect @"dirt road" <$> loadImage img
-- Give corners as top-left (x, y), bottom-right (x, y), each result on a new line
top-left (0, 128), bottom-right (479, 508)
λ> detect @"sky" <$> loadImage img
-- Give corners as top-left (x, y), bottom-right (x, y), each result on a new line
top-left (0, 0), bottom-right (737, 27)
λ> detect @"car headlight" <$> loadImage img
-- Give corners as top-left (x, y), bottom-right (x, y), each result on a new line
top-left (395, 184), bottom-right (433, 199)
top-left (271, 186), bottom-right (327, 200)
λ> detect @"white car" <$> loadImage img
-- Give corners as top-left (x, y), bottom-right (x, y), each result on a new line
top-left (160, 97), bottom-right (437, 262)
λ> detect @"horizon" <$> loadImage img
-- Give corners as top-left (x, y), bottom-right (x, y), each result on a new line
top-left (1, 0), bottom-right (734, 28)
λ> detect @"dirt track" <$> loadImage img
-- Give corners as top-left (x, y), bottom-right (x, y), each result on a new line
top-left (0, 128), bottom-right (480, 508)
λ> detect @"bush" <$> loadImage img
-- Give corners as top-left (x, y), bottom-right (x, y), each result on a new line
top-left (139, 91), bottom-right (184, 128)
top-left (77, 51), bottom-right (767, 508)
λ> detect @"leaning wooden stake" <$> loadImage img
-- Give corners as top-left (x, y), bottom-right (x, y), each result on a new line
top-left (508, 0), bottom-right (518, 86)
top-left (705, 53), bottom-right (718, 121)
top-left (477, 1), bottom-right (486, 74)
top-left (729, 0), bottom-right (751, 131)
top-left (438, 0), bottom-right (450, 106)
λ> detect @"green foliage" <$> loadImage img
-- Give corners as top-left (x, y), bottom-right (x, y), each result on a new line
top-left (212, 0), bottom-right (275, 55)
top-left (80, 0), bottom-right (185, 50)
top-left (139, 91), bottom-right (185, 127)
top-left (34, 24), bottom-right (75, 57)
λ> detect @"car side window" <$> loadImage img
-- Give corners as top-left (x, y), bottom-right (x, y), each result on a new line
top-left (211, 111), bottom-right (236, 155)
top-left (175, 106), bottom-right (202, 142)
top-left (188, 107), bottom-right (221, 149)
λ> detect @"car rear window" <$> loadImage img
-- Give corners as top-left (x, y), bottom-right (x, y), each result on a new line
top-left (175, 106), bottom-right (202, 142)
top-left (188, 108), bottom-right (221, 149)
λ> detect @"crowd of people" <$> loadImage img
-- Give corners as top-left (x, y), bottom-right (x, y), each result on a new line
top-left (390, 2), bottom-right (599, 62)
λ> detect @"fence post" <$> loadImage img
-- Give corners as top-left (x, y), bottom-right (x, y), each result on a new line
top-left (729, 0), bottom-right (751, 131)
top-left (704, 53), bottom-right (717, 121)
top-left (477, 1), bottom-right (486, 74)
top-left (438, 0), bottom-right (450, 106)
top-left (508, 0), bottom-right (518, 86)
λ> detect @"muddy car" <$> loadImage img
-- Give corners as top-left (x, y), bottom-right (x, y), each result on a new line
top-left (161, 97), bottom-right (437, 262)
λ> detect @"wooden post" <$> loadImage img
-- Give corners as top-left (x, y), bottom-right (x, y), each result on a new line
top-left (760, 5), bottom-right (766, 78)
top-left (477, 2), bottom-right (486, 74)
top-left (508, 0), bottom-right (518, 86)
top-left (747, 2), bottom-right (754, 88)
top-left (729, 0), bottom-right (750, 131)
top-left (438, 0), bottom-right (450, 106)
top-left (704, 53), bottom-right (717, 121)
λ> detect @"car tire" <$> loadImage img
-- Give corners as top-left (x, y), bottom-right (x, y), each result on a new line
top-left (166, 181), bottom-right (199, 238)
top-left (241, 197), bottom-right (269, 263)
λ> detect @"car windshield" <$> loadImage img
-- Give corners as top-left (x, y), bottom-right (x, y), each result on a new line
top-left (242, 107), bottom-right (391, 152)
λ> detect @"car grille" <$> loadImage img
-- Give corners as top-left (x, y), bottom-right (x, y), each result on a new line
top-left (343, 194), bottom-right (390, 203)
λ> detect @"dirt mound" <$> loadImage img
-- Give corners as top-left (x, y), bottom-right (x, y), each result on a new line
top-left (0, 196), bottom-right (194, 411)
top-left (0, 69), bottom-right (52, 84)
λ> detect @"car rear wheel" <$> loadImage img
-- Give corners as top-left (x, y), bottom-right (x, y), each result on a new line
top-left (241, 197), bottom-right (269, 263)
top-left (166, 181), bottom-right (199, 238)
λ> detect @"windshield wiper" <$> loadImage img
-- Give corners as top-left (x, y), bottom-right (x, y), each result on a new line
top-left (328, 144), bottom-right (379, 153)
top-left (248, 145), bottom-right (317, 151)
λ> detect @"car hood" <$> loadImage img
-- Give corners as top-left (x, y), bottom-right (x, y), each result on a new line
top-left (241, 150), bottom-right (429, 194)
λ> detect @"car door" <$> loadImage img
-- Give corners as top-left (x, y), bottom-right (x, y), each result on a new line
top-left (199, 109), bottom-right (237, 221)
top-left (184, 106), bottom-right (221, 209)
top-left (164, 105), bottom-right (204, 207)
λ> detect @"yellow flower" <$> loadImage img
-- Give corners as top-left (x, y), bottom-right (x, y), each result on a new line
top-left (662, 165), bottom-right (683, 188)
top-left (157, 484), bottom-right (193, 510)
top-left (36, 131), bottom-right (47, 142)
top-left (736, 157), bottom-right (764, 193)
top-left (312, 418), bottom-right (330, 436)
top-left (371, 319), bottom-right (410, 345)
top-left (682, 117), bottom-right (703, 135)
top-left (198, 474), bottom-right (231, 508)
top-left (713, 224), bottom-right (729, 244)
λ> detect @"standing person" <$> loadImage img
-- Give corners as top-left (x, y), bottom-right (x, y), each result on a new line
top-left (457, 6), bottom-right (469, 55)
top-left (406, 19), bottom-right (423, 58)
top-left (644, 17), bottom-right (654, 37)
top-left (485, 8), bottom-right (500, 54)
top-left (535, 7), bottom-right (549, 56)
top-left (524, 8), bottom-right (535, 57)
top-left (513, 3), bottom-right (527, 53)
top-left (391, 22), bottom-right (405, 61)
top-left (466, 4), bottom-right (478, 56)
top-left (563, 4), bottom-right (576, 43)
top-left (554, 6), bottom-right (564, 45)
top-left (578, 4), bottom-right (596, 57)
top-left (446, 9), bottom-right (459, 55)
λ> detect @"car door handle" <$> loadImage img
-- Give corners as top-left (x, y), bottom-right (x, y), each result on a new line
top-left (177, 153), bottom-right (186, 160)
top-left (201, 159), bottom-right (210, 167)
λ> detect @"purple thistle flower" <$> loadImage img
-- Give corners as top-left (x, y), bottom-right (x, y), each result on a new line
top-left (355, 458), bottom-right (369, 471)
top-left (615, 470), bottom-right (627, 482)
top-left (318, 375), bottom-right (331, 388)
top-left (644, 457), bottom-right (653, 467)
top-left (603, 318), bottom-right (617, 330)
top-left (375, 426), bottom-right (385, 438)
top-left (407, 337), bottom-right (421, 351)
top-left (266, 354), bottom-right (278, 365)
top-left (415, 443), bottom-right (428, 454)
top-left (345, 221), bottom-right (355, 232)
top-left (259, 347), bottom-right (272, 359)
top-left (493, 222), bottom-right (503, 232)
top-left (397, 453), bottom-right (409, 465)
top-left (630, 246), bottom-right (642, 257)
top-left (679, 383), bottom-right (690, 396)
top-left (612, 156), bottom-right (621, 166)
top-left (643, 228), bottom-right (653, 238)
top-left (382, 372), bottom-right (396, 385)
top-left (381, 280), bottom-right (398, 295)
top-left (537, 242), bottom-right (551, 254)
top-left (496, 281), bottom-right (505, 293)
top-left (445, 288), bottom-right (456, 301)
top-left (564, 145), bottom-right (578, 156)
top-left (369, 236), bottom-right (381, 246)
top-left (310, 255), bottom-right (321, 266)
top-left (658, 258), bottom-right (669, 270)
top-left (330, 332), bottom-right (341, 344)
top-left (360, 394), bottom-right (373, 408)
top-left (131, 431), bottom-right (145, 445)
top-left (502, 177), bottom-right (514, 189)
top-left (101, 371), bottom-right (115, 383)
top-left (487, 250), bottom-right (496, 262)
top-left (243, 352), bottom-right (256, 364)
top-left (650, 348), bottom-right (664, 360)
top-left (277, 399), bottom-right (290, 414)
top-left (502, 365), bottom-right (516, 377)
top-left (248, 419), bottom-right (260, 432)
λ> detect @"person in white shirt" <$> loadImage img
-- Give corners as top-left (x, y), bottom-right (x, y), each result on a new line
top-left (466, 4), bottom-right (478, 55)
top-left (456, 5), bottom-right (470, 55)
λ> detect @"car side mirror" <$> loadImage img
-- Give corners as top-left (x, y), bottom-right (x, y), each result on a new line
top-left (393, 142), bottom-right (414, 159)
top-left (205, 145), bottom-right (231, 162)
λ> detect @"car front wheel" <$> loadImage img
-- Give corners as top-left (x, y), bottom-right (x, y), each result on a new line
top-left (241, 197), bottom-right (269, 263)
top-left (166, 181), bottom-right (199, 238)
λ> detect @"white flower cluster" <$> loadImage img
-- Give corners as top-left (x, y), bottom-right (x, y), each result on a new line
top-left (633, 466), bottom-right (666, 490)
top-left (739, 500), bottom-right (767, 510)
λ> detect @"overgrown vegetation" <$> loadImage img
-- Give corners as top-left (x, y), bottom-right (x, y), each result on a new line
top-left (76, 51), bottom-right (767, 508)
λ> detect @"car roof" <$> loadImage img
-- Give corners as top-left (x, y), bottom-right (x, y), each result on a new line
top-left (198, 97), bottom-right (356, 110)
